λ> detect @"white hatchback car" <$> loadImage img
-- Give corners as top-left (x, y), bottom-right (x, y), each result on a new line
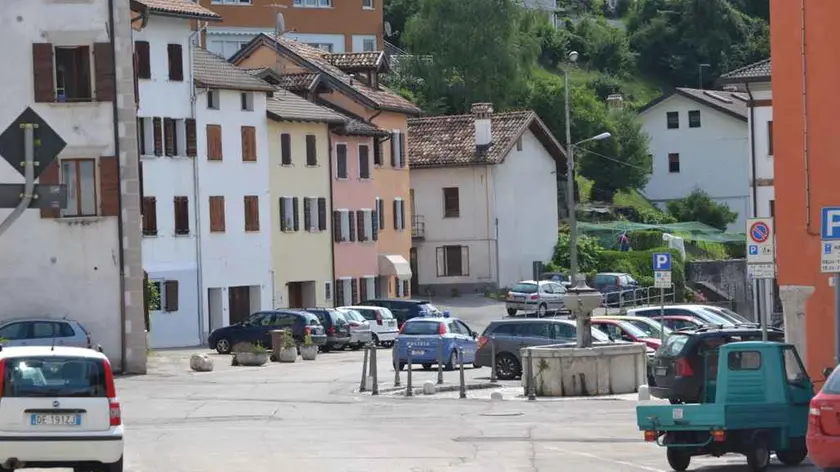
top-left (0, 346), bottom-right (123, 471)
top-left (339, 306), bottom-right (399, 347)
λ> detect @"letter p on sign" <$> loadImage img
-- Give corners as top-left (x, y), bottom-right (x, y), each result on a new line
top-left (822, 207), bottom-right (840, 240)
top-left (653, 252), bottom-right (671, 271)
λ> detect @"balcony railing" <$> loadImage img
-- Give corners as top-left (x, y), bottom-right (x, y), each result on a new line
top-left (412, 215), bottom-right (425, 239)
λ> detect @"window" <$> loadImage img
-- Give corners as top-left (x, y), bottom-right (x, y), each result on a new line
top-left (174, 196), bottom-right (190, 235)
top-left (211, 0), bottom-right (252, 3)
top-left (33, 43), bottom-right (116, 103)
top-left (727, 351), bottom-right (762, 370)
top-left (393, 198), bottom-right (405, 230)
top-left (390, 130), bottom-right (406, 168)
top-left (241, 126), bottom-right (257, 162)
top-left (293, 0), bottom-right (332, 7)
top-left (516, 137), bottom-right (523, 151)
top-left (782, 347), bottom-right (807, 383)
top-left (357, 209), bottom-right (374, 241)
top-left (767, 121), bottom-right (774, 155)
top-left (209, 196), bottom-right (225, 232)
top-left (324, 282), bottom-right (332, 302)
top-left (373, 138), bottom-right (383, 166)
top-left (376, 197), bottom-right (385, 230)
top-left (769, 200), bottom-right (775, 218)
top-left (148, 280), bottom-right (162, 310)
top-left (333, 210), bottom-right (354, 242)
top-left (280, 133), bottom-right (292, 165)
top-left (61, 159), bottom-right (97, 217)
top-left (240, 92), bottom-right (254, 111)
top-left (306, 43), bottom-right (334, 52)
top-left (135, 41), bottom-right (151, 79)
top-left (303, 197), bottom-right (325, 232)
top-left (521, 322), bottom-right (551, 338)
top-left (142, 196), bottom-right (157, 236)
top-left (1, 356), bottom-right (110, 399)
top-left (362, 37), bottom-right (376, 52)
top-left (364, 277), bottom-right (375, 301)
top-left (206, 124), bottom-right (223, 160)
top-left (0, 323), bottom-right (27, 341)
top-left (207, 90), bottom-right (220, 110)
top-left (668, 153), bottom-right (680, 173)
top-left (443, 187), bottom-right (459, 218)
top-left (688, 110), bottom-right (701, 128)
top-left (552, 322), bottom-right (576, 340)
top-left (55, 46), bottom-right (93, 102)
top-left (244, 196), bottom-right (260, 232)
top-left (31, 321), bottom-right (73, 339)
top-left (666, 111), bottom-right (679, 129)
top-left (306, 135), bottom-right (318, 166)
top-left (167, 44), bottom-right (183, 81)
top-left (335, 143), bottom-right (348, 178)
top-left (279, 197), bottom-right (299, 232)
top-left (363, 0), bottom-right (374, 8)
top-left (358, 144), bottom-right (370, 179)
top-left (436, 245), bottom-right (469, 277)
top-left (163, 118), bottom-right (178, 157)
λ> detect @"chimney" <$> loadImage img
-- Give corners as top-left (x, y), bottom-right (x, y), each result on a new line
top-left (471, 102), bottom-right (493, 151)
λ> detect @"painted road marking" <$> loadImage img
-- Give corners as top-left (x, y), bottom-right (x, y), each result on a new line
top-left (543, 446), bottom-right (667, 472)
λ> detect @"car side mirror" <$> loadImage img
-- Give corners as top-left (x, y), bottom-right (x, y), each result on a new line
top-left (472, 331), bottom-right (478, 338)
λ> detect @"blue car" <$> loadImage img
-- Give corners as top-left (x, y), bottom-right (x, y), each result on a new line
top-left (393, 315), bottom-right (479, 371)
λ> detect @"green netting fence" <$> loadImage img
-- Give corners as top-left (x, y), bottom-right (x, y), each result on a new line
top-left (577, 221), bottom-right (746, 250)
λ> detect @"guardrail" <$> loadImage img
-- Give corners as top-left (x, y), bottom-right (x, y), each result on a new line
top-left (601, 285), bottom-right (676, 309)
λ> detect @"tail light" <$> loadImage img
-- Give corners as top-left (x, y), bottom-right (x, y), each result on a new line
top-left (376, 313), bottom-right (383, 326)
top-left (529, 294), bottom-right (539, 300)
top-left (478, 336), bottom-right (488, 349)
top-left (399, 323), bottom-right (406, 334)
top-left (0, 359), bottom-right (6, 397)
top-left (103, 360), bottom-right (121, 427)
top-left (643, 430), bottom-right (657, 442)
top-left (809, 403), bottom-right (822, 429)
top-left (675, 358), bottom-right (694, 377)
top-left (711, 430), bottom-right (726, 442)
top-left (328, 326), bottom-right (335, 335)
top-left (439, 323), bottom-right (447, 335)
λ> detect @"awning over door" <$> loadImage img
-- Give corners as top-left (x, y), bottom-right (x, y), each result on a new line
top-left (378, 254), bottom-right (412, 279)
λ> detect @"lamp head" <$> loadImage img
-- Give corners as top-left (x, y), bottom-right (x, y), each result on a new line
top-left (568, 51), bottom-right (579, 63)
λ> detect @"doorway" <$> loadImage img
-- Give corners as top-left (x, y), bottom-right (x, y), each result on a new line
top-left (208, 288), bottom-right (223, 331)
top-left (409, 248), bottom-right (419, 296)
top-left (288, 282), bottom-right (304, 308)
top-left (228, 286), bottom-right (251, 325)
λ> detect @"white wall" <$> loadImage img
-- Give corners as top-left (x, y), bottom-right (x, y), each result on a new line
top-left (206, 28), bottom-right (346, 56)
top-left (746, 84), bottom-right (774, 220)
top-left (641, 94), bottom-right (750, 231)
top-left (494, 130), bottom-right (559, 288)
top-left (0, 1), bottom-right (128, 364)
top-left (196, 88), bottom-right (272, 332)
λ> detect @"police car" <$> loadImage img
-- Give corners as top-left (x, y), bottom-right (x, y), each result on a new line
top-left (392, 314), bottom-right (480, 371)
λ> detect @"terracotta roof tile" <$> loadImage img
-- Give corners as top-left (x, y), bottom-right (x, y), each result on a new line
top-left (720, 59), bottom-right (771, 83)
top-left (133, 0), bottom-right (220, 20)
top-left (324, 52), bottom-right (385, 70)
top-left (193, 48), bottom-right (274, 92)
top-left (267, 90), bottom-right (346, 123)
top-left (314, 99), bottom-right (388, 136)
top-left (408, 111), bottom-right (536, 169)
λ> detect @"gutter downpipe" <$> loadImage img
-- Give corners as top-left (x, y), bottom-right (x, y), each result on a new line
top-left (746, 83), bottom-right (761, 323)
top-left (107, 0), bottom-right (128, 372)
top-left (328, 128), bottom-right (336, 306)
top-left (189, 23), bottom-right (208, 340)
top-left (800, 0), bottom-right (814, 233)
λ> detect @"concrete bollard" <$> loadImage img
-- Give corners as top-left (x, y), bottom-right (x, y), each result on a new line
top-left (458, 347), bottom-right (467, 399)
top-left (637, 384), bottom-right (650, 402)
top-left (437, 335), bottom-right (444, 385)
top-left (490, 392), bottom-right (503, 401)
top-left (393, 343), bottom-right (401, 387)
top-left (526, 349), bottom-right (536, 401)
top-left (406, 349), bottom-right (413, 397)
top-left (370, 343), bottom-right (379, 396)
top-left (360, 344), bottom-right (369, 393)
top-left (423, 380), bottom-right (435, 395)
top-left (489, 336), bottom-right (497, 383)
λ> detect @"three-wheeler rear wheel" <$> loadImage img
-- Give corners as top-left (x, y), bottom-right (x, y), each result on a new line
top-left (775, 437), bottom-right (808, 466)
top-left (745, 436), bottom-right (771, 471)
top-left (666, 448), bottom-right (691, 471)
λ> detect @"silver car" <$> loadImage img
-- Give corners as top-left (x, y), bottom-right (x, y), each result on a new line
top-left (337, 308), bottom-right (372, 350)
top-left (0, 317), bottom-right (93, 348)
top-left (505, 280), bottom-right (567, 317)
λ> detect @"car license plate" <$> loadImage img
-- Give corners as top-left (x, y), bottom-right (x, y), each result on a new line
top-left (411, 350), bottom-right (424, 356)
top-left (672, 408), bottom-right (683, 420)
top-left (514, 296), bottom-right (525, 301)
top-left (656, 367), bottom-right (667, 376)
top-left (31, 414), bottom-right (81, 426)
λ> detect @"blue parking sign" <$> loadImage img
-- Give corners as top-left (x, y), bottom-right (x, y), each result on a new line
top-left (653, 252), bottom-right (671, 271)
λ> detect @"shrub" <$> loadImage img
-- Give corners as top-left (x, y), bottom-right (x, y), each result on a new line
top-left (726, 241), bottom-right (746, 259)
top-left (551, 233), bottom-right (604, 273)
top-left (636, 207), bottom-right (677, 224)
top-left (626, 230), bottom-right (664, 251)
top-left (596, 247), bottom-right (685, 300)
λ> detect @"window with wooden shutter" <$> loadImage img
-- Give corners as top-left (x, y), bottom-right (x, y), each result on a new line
top-left (241, 126), bottom-right (257, 162)
top-left (135, 41), bottom-right (151, 79)
top-left (164, 280), bottom-right (179, 312)
top-left (348, 210), bottom-right (356, 242)
top-left (360, 277), bottom-right (368, 301)
top-left (336, 144), bottom-right (347, 178)
top-left (133, 51), bottom-right (140, 106)
top-left (93, 43), bottom-right (114, 102)
top-left (350, 278), bottom-right (359, 304)
top-left (398, 131), bottom-right (406, 168)
top-left (142, 197), bottom-right (157, 235)
top-left (99, 156), bottom-right (120, 217)
top-left (153, 117), bottom-right (163, 156)
top-left (392, 199), bottom-right (399, 230)
top-left (376, 198), bottom-right (384, 229)
top-left (334, 279), bottom-right (344, 307)
top-left (167, 44), bottom-right (183, 81)
top-left (185, 119), bottom-right (197, 157)
top-left (280, 133), bottom-right (292, 165)
top-left (443, 187), bottom-right (460, 218)
top-left (390, 131), bottom-right (398, 167)
top-left (357, 210), bottom-right (365, 241)
top-left (209, 196), bottom-right (225, 232)
top-left (767, 121), bottom-right (774, 156)
top-left (359, 144), bottom-right (370, 179)
top-left (244, 195), bottom-right (259, 231)
top-left (174, 196), bottom-right (190, 235)
top-left (206, 124), bottom-right (222, 161)
top-left (304, 197), bottom-right (312, 230)
top-left (318, 198), bottom-right (327, 231)
top-left (374, 277), bottom-right (381, 298)
top-left (402, 280), bottom-right (409, 298)
top-left (38, 161), bottom-right (60, 218)
top-left (371, 210), bottom-right (378, 241)
top-left (61, 159), bottom-right (97, 217)
top-left (32, 43), bottom-right (55, 103)
top-left (332, 211), bottom-right (341, 242)
top-left (164, 118), bottom-right (175, 156)
top-left (373, 138), bottom-right (382, 166)
top-left (305, 135), bottom-right (317, 166)
top-left (399, 199), bottom-right (406, 229)
top-left (292, 197), bottom-right (300, 231)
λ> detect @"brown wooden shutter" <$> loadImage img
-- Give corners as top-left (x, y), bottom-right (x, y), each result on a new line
top-left (153, 117), bottom-right (163, 156)
top-left (350, 278), bottom-right (359, 304)
top-left (332, 210), bottom-right (341, 242)
top-left (360, 278), bottom-right (368, 301)
top-left (305, 135), bottom-right (317, 166)
top-left (279, 197), bottom-right (287, 231)
top-left (400, 200), bottom-right (405, 230)
top-left (335, 279), bottom-right (344, 306)
top-left (39, 161), bottom-right (60, 218)
top-left (244, 196), bottom-right (259, 231)
top-left (142, 196), bottom-right (157, 235)
top-left (174, 196), bottom-right (190, 235)
top-left (143, 271), bottom-right (151, 331)
top-left (304, 197), bottom-right (312, 231)
top-left (371, 210), bottom-right (378, 241)
top-left (393, 200), bottom-right (399, 230)
top-left (318, 198), bottom-right (327, 231)
top-left (206, 125), bottom-right (222, 161)
top-left (280, 134), bottom-right (291, 165)
top-left (185, 119), bottom-right (197, 157)
top-left (390, 132), bottom-right (397, 167)
top-left (241, 126), bottom-right (256, 162)
top-left (767, 121), bottom-right (774, 155)
top-left (292, 197), bottom-right (299, 231)
top-left (93, 42), bottom-right (115, 102)
top-left (33, 43), bottom-right (55, 103)
top-left (167, 44), bottom-right (184, 81)
top-left (133, 51), bottom-right (140, 106)
top-left (377, 198), bottom-right (384, 229)
top-left (399, 131), bottom-right (407, 168)
top-left (357, 210), bottom-right (365, 241)
top-left (135, 41), bottom-right (151, 79)
top-left (373, 138), bottom-right (382, 166)
top-left (402, 280), bottom-right (409, 298)
top-left (209, 196), bottom-right (225, 232)
top-left (163, 118), bottom-right (175, 156)
top-left (348, 211), bottom-right (356, 242)
top-left (164, 280), bottom-right (179, 312)
top-left (359, 145), bottom-right (370, 179)
top-left (374, 277), bottom-right (381, 298)
top-left (99, 156), bottom-right (120, 217)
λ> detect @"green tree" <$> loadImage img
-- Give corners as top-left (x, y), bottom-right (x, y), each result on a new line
top-left (566, 18), bottom-right (636, 76)
top-left (666, 189), bottom-right (738, 231)
top-left (383, 0), bottom-right (422, 49)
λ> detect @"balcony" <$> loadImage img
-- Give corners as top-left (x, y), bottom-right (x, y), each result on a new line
top-left (412, 215), bottom-right (425, 240)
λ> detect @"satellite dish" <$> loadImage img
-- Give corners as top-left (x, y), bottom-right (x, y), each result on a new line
top-left (275, 12), bottom-right (286, 35)
top-left (384, 21), bottom-right (392, 37)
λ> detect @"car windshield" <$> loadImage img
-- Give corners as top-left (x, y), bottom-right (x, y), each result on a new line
top-left (708, 306), bottom-right (751, 324)
top-left (377, 309), bottom-right (394, 319)
top-left (401, 321), bottom-right (442, 335)
top-left (824, 367), bottom-right (840, 394)
top-left (616, 321), bottom-right (649, 338)
top-left (661, 334), bottom-right (690, 357)
top-left (593, 275), bottom-right (616, 286)
top-left (624, 319), bottom-right (671, 337)
top-left (2, 357), bottom-right (109, 397)
top-left (303, 315), bottom-right (321, 326)
top-left (338, 309), bottom-right (364, 322)
top-left (696, 309), bottom-right (736, 326)
top-left (511, 283), bottom-right (538, 294)
top-left (590, 327), bottom-right (610, 342)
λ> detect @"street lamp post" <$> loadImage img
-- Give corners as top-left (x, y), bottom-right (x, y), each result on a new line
top-left (698, 63), bottom-right (711, 90)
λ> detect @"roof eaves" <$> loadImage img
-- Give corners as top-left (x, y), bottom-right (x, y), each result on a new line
top-left (266, 109), bottom-right (345, 124)
top-left (148, 9), bottom-right (222, 21)
top-left (673, 89), bottom-right (747, 122)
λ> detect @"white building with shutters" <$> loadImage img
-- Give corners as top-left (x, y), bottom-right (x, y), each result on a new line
top-left (133, 1), bottom-right (221, 348)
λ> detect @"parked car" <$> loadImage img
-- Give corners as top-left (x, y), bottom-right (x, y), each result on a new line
top-left (807, 363), bottom-right (840, 470)
top-left (304, 308), bottom-right (352, 352)
top-left (340, 305), bottom-right (399, 347)
top-left (505, 280), bottom-right (567, 317)
top-left (474, 318), bottom-right (636, 380)
top-left (540, 272), bottom-right (572, 288)
top-left (626, 305), bottom-right (737, 328)
top-left (358, 299), bottom-right (442, 328)
top-left (649, 326), bottom-right (785, 403)
top-left (591, 272), bottom-right (640, 306)
top-left (695, 304), bottom-right (753, 325)
top-left (0, 346), bottom-right (124, 471)
top-left (590, 318), bottom-right (663, 350)
top-left (392, 316), bottom-right (479, 371)
top-left (208, 310), bottom-right (327, 354)
top-left (595, 315), bottom-right (672, 340)
top-left (335, 308), bottom-right (372, 350)
top-left (0, 318), bottom-right (94, 349)
top-left (656, 315), bottom-right (708, 331)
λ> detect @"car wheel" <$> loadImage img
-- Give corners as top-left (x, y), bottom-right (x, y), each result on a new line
top-left (745, 435), bottom-right (770, 471)
top-left (350, 343), bottom-right (362, 351)
top-left (506, 308), bottom-right (517, 316)
top-left (322, 345), bottom-right (331, 353)
top-left (372, 334), bottom-right (380, 346)
top-left (444, 350), bottom-right (457, 371)
top-left (102, 457), bottom-right (123, 472)
top-left (495, 353), bottom-right (521, 380)
top-left (537, 304), bottom-right (547, 317)
top-left (422, 363), bottom-right (432, 371)
top-left (215, 338), bottom-right (231, 354)
top-left (775, 437), bottom-right (807, 466)
top-left (666, 448), bottom-right (690, 471)
top-left (384, 341), bottom-right (394, 348)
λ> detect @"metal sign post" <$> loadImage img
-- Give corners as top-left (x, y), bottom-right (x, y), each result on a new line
top-left (746, 217), bottom-right (776, 341)
top-left (653, 253), bottom-right (672, 343)
top-left (820, 207), bottom-right (840, 363)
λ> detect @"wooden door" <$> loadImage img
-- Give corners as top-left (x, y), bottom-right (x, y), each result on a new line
top-left (288, 283), bottom-right (303, 308)
top-left (410, 248), bottom-right (419, 296)
top-left (228, 286), bottom-right (251, 325)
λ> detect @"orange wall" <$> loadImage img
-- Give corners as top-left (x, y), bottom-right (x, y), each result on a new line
top-left (771, 0), bottom-right (840, 376)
